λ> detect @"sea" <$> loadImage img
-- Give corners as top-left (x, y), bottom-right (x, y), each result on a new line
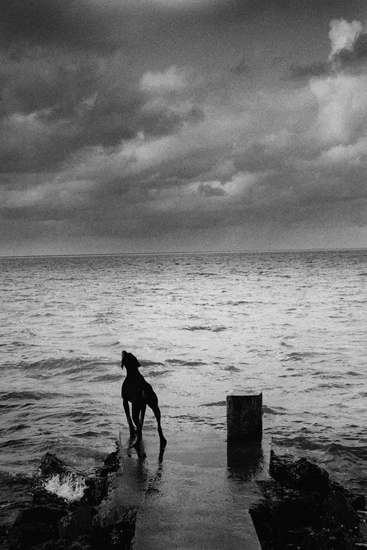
top-left (1, 250), bottom-right (366, 534)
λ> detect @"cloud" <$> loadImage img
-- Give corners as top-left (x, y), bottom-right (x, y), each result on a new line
top-left (0, 0), bottom-right (253, 56)
top-left (289, 18), bottom-right (367, 81)
top-left (2, 8), bottom-right (367, 254)
top-left (309, 73), bottom-right (367, 146)
top-left (0, 0), bottom-right (123, 53)
top-left (140, 66), bottom-right (189, 93)
top-left (231, 56), bottom-right (251, 76)
top-left (328, 18), bottom-right (367, 72)
top-left (1, 178), bottom-right (93, 210)
top-left (289, 62), bottom-right (329, 80)
top-left (328, 18), bottom-right (363, 60)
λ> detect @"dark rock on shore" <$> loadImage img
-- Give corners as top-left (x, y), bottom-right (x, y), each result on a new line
top-left (92, 506), bottom-right (137, 550)
top-left (6, 448), bottom-right (133, 550)
top-left (270, 454), bottom-right (331, 496)
top-left (251, 451), bottom-right (366, 550)
top-left (8, 507), bottom-right (68, 549)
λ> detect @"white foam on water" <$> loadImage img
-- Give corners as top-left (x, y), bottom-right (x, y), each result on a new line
top-left (43, 474), bottom-right (87, 502)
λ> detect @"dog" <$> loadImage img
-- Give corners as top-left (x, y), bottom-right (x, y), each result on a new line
top-left (120, 350), bottom-right (167, 448)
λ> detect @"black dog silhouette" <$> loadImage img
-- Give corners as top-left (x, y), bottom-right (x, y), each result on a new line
top-left (120, 350), bottom-right (167, 448)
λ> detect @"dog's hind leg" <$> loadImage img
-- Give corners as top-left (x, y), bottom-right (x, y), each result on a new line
top-left (140, 402), bottom-right (146, 430)
top-left (150, 402), bottom-right (167, 448)
top-left (123, 399), bottom-right (136, 437)
top-left (132, 404), bottom-right (143, 444)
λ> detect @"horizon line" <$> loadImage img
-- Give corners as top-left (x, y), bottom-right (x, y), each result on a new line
top-left (0, 246), bottom-right (366, 260)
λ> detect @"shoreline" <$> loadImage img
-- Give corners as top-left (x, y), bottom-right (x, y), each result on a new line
top-left (3, 435), bottom-right (366, 550)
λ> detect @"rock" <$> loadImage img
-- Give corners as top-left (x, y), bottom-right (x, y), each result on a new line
top-left (58, 504), bottom-right (95, 541)
top-left (348, 492), bottom-right (366, 511)
top-left (269, 451), bottom-right (296, 483)
top-left (30, 536), bottom-right (92, 549)
top-left (83, 475), bottom-right (107, 507)
top-left (301, 530), bottom-right (355, 550)
top-left (288, 457), bottom-right (331, 496)
top-left (34, 453), bottom-right (87, 504)
top-left (320, 491), bottom-right (360, 534)
top-left (253, 453), bottom-right (365, 550)
top-left (99, 450), bottom-right (120, 476)
top-left (300, 532), bottom-right (330, 550)
top-left (270, 452), bottom-right (331, 496)
top-left (93, 506), bottom-right (137, 550)
top-left (6, 448), bottom-right (140, 550)
top-left (29, 541), bottom-right (70, 549)
top-left (36, 454), bottom-right (75, 480)
top-left (254, 479), bottom-right (322, 527)
top-left (7, 506), bottom-right (67, 549)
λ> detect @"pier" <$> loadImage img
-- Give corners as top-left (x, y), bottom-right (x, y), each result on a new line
top-left (98, 418), bottom-right (268, 550)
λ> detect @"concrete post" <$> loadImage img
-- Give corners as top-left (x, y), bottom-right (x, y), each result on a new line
top-left (227, 393), bottom-right (263, 441)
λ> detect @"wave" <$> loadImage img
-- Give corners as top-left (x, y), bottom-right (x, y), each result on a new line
top-left (200, 401), bottom-right (226, 407)
top-left (166, 358), bottom-right (205, 367)
top-left (143, 369), bottom-right (172, 377)
top-left (282, 351), bottom-right (327, 362)
top-left (325, 443), bottom-right (367, 461)
top-left (225, 300), bottom-right (250, 306)
top-left (182, 325), bottom-right (227, 332)
top-left (5, 358), bottom-right (113, 383)
top-left (263, 405), bottom-right (288, 416)
top-left (173, 413), bottom-right (225, 429)
top-left (92, 373), bottom-right (121, 383)
top-left (0, 390), bottom-right (66, 401)
top-left (273, 435), bottom-right (367, 463)
top-left (186, 272), bottom-right (223, 278)
top-left (43, 473), bottom-right (86, 502)
top-left (139, 360), bottom-right (165, 368)
top-left (222, 365), bottom-right (241, 372)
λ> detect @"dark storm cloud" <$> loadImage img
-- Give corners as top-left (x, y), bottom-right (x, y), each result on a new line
top-left (289, 62), bottom-right (330, 80)
top-left (0, 0), bottom-right (124, 53)
top-left (0, 56), bottom-right (206, 173)
top-left (0, 55), bottom-right (139, 172)
top-left (231, 56), bottom-right (251, 76)
top-left (0, 58), bottom-right (98, 118)
top-left (2, 0), bottom-right (362, 55)
top-left (1, 0), bottom-right (367, 254)
top-left (0, 0), bottom-right (260, 54)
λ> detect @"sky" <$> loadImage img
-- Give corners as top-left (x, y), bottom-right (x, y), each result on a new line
top-left (1, 0), bottom-right (367, 256)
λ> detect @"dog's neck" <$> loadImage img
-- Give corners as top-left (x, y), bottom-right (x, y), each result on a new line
top-left (122, 363), bottom-right (141, 377)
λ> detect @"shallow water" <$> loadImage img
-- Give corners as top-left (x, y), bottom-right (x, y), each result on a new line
top-left (1, 250), bottom-right (366, 530)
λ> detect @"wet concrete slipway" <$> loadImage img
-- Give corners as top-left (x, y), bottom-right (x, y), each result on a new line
top-left (100, 426), bottom-right (269, 550)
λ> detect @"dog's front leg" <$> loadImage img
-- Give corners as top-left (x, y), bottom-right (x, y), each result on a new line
top-left (123, 399), bottom-right (136, 436)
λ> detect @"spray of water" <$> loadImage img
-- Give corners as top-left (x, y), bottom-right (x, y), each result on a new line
top-left (43, 473), bottom-right (87, 502)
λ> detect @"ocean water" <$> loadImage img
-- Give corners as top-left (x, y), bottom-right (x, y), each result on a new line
top-left (1, 251), bottom-right (366, 531)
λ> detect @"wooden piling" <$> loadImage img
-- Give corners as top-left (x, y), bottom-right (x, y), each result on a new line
top-left (227, 393), bottom-right (263, 441)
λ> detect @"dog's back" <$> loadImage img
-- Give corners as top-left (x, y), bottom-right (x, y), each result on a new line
top-left (122, 371), bottom-right (157, 408)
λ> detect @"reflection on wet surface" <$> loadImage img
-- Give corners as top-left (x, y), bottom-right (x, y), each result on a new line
top-left (111, 428), bottom-right (266, 549)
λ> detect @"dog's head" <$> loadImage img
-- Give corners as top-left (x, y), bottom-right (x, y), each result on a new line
top-left (121, 350), bottom-right (141, 370)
